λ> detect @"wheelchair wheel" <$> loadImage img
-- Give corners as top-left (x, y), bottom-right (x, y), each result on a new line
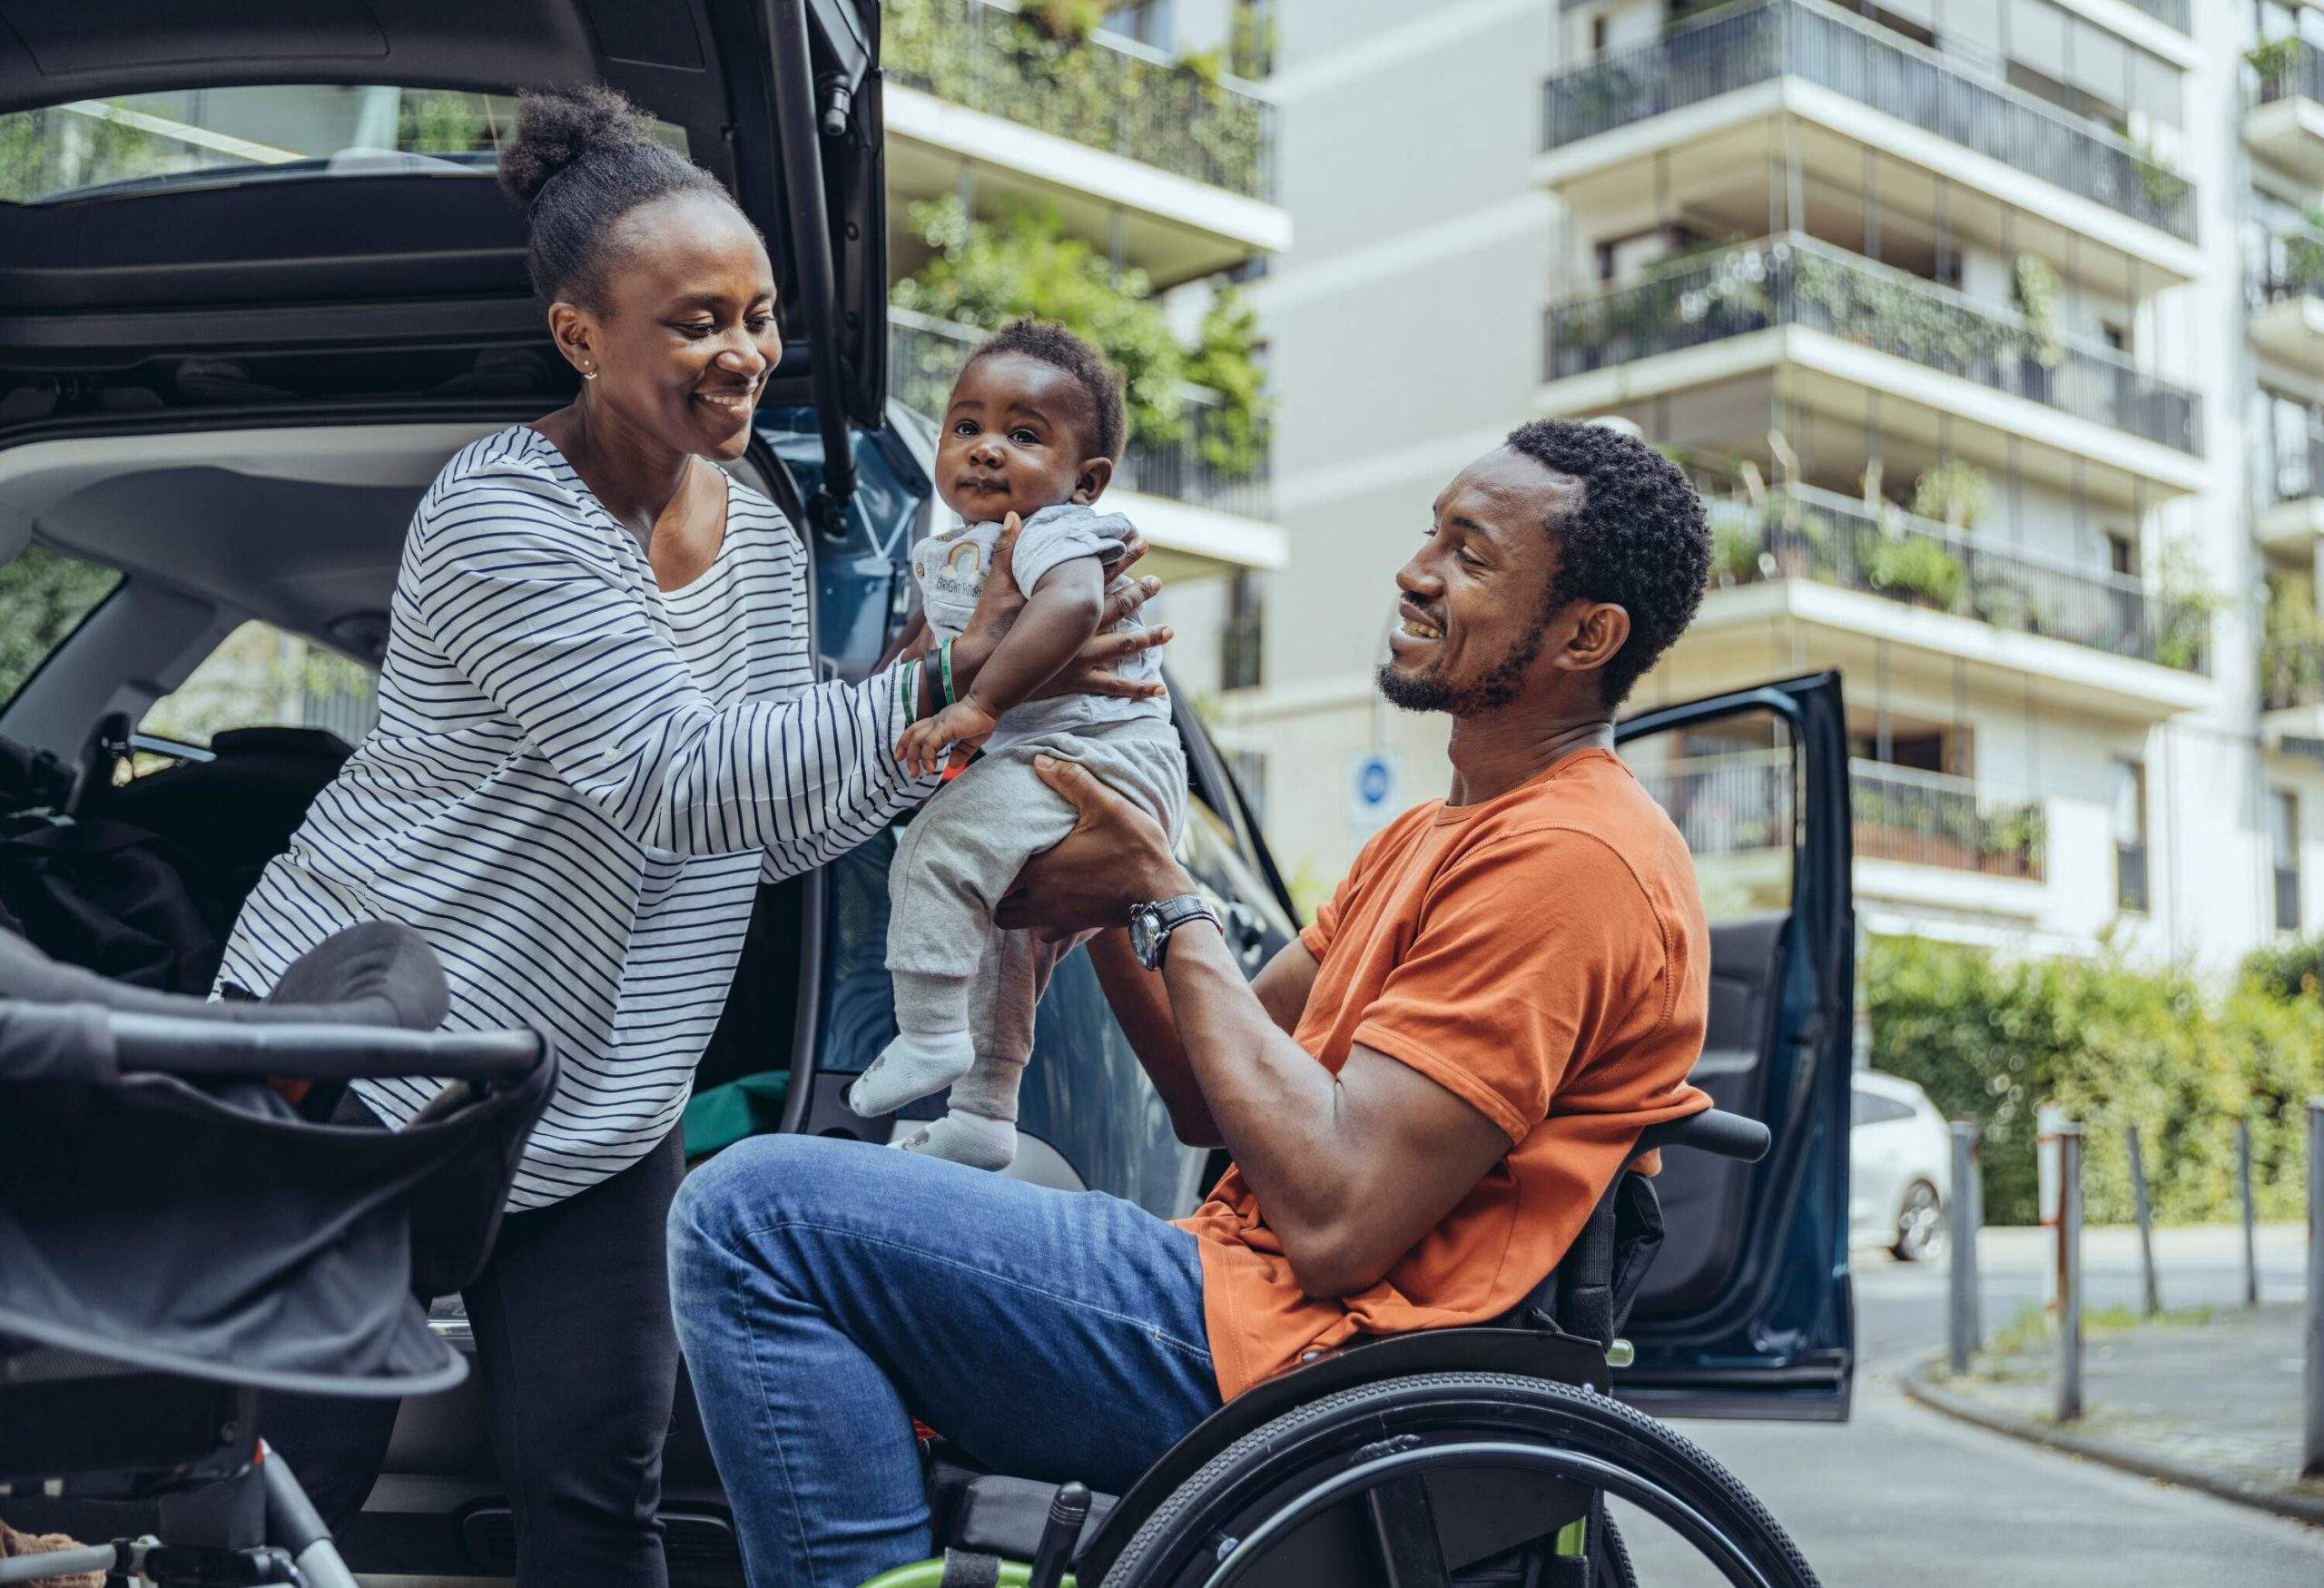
top-left (1098, 1372), bottom-right (1817, 1588)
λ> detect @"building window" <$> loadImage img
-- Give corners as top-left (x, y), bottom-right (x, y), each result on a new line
top-left (2272, 789), bottom-right (2302, 933)
top-left (2112, 758), bottom-right (2149, 914)
top-left (1222, 571), bottom-right (1264, 691)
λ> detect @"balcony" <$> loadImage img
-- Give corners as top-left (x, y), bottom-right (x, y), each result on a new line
top-left (1540, 236), bottom-right (2204, 488)
top-left (2250, 232), bottom-right (2324, 380)
top-left (1538, 0), bottom-right (2196, 258)
top-left (2260, 424), bottom-right (2324, 552)
top-left (882, 0), bottom-right (1289, 287)
top-left (1653, 486), bottom-right (2212, 725)
top-left (887, 308), bottom-right (1283, 584)
top-left (1709, 485), bottom-right (2196, 671)
top-left (1636, 749), bottom-right (2045, 887)
top-left (2262, 640), bottom-right (2324, 760)
top-left (2249, 39), bottom-right (2324, 186)
top-left (1851, 761), bottom-right (2046, 883)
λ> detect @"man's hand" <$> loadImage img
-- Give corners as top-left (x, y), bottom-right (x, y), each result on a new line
top-left (996, 754), bottom-right (1186, 940)
top-left (946, 516), bottom-right (1171, 709)
top-left (896, 697), bottom-right (998, 778)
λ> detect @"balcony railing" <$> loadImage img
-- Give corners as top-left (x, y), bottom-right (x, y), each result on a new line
top-left (2269, 427), bottom-right (2324, 507)
top-left (1634, 748), bottom-right (2046, 880)
top-left (1707, 484), bottom-right (2203, 673)
top-left (2255, 37), bottom-right (2324, 109)
top-left (887, 308), bottom-right (1274, 522)
top-left (1541, 0), bottom-right (2196, 242)
top-left (883, 0), bottom-right (1275, 200)
top-left (2251, 229), bottom-right (2324, 309)
top-left (2264, 639), bottom-right (2324, 711)
top-left (1632, 750), bottom-right (1793, 864)
top-left (1544, 235), bottom-right (2204, 455)
top-left (1850, 760), bottom-right (2046, 882)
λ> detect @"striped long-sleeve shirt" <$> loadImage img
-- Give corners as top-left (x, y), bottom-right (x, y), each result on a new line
top-left (221, 425), bottom-right (937, 1208)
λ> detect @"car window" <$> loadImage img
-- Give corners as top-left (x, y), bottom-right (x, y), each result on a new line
top-left (1850, 1089), bottom-right (1914, 1128)
top-left (139, 620), bottom-right (378, 752)
top-left (0, 545), bottom-right (122, 707)
top-left (0, 86), bottom-right (686, 205)
top-left (1622, 706), bottom-right (1795, 923)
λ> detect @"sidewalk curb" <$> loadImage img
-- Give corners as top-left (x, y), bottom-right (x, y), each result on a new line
top-left (1900, 1350), bottom-right (2324, 1530)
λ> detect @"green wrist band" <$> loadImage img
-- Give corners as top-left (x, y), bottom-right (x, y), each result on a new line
top-left (940, 637), bottom-right (958, 710)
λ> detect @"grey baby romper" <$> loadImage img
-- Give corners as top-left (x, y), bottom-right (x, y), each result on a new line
top-left (852, 502), bottom-right (1187, 1168)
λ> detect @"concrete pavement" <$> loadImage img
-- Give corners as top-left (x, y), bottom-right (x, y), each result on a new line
top-left (1614, 1224), bottom-right (2324, 1583)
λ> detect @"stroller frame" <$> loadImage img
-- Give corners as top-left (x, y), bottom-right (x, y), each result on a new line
top-left (1, 932), bottom-right (553, 1588)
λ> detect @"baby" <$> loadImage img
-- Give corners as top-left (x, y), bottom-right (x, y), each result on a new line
top-left (846, 319), bottom-right (1187, 1169)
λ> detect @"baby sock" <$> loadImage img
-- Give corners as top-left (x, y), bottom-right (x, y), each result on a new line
top-left (894, 1110), bottom-right (1016, 1170)
top-left (895, 1054), bottom-right (1024, 1171)
top-left (847, 973), bottom-right (976, 1117)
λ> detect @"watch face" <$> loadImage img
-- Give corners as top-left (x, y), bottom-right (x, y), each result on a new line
top-left (1129, 909), bottom-right (1160, 966)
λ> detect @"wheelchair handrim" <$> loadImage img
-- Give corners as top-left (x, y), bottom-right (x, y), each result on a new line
top-left (1196, 1439), bottom-right (1775, 1588)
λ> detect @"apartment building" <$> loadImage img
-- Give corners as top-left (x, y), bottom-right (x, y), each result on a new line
top-left (875, 0), bottom-right (1291, 656)
top-left (1233, 0), bottom-right (2324, 970)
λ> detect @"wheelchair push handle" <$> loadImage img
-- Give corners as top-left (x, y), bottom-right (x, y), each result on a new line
top-left (1634, 1108), bottom-right (1769, 1163)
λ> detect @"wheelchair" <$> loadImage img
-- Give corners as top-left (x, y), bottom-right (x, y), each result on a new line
top-left (885, 1109), bottom-right (1817, 1588)
top-left (0, 922), bottom-right (556, 1587)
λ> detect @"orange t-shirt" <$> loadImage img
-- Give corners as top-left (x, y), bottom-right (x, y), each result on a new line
top-left (1175, 748), bottom-right (1711, 1400)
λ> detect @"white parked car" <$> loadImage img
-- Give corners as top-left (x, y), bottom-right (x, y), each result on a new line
top-left (1850, 1070), bottom-right (1953, 1260)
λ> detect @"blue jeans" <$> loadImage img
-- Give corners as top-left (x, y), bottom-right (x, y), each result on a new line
top-left (667, 1135), bottom-right (1223, 1588)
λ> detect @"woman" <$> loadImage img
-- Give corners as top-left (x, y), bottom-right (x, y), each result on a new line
top-left (223, 86), bottom-right (1167, 1585)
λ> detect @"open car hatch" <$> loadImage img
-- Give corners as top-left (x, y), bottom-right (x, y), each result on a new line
top-left (0, 0), bottom-right (888, 486)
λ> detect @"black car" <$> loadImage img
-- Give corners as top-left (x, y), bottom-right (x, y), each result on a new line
top-left (0, 4), bottom-right (1854, 1581)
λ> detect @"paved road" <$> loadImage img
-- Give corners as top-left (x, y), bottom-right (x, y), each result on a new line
top-left (1615, 1224), bottom-right (2324, 1583)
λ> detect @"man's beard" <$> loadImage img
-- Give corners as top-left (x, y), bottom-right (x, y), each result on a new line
top-left (1375, 622), bottom-right (1546, 717)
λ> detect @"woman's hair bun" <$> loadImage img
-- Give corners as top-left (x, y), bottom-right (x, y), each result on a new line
top-left (497, 84), bottom-right (656, 209)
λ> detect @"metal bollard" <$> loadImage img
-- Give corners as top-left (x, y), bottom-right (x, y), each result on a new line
top-left (1948, 1119), bottom-right (1982, 1374)
top-left (2127, 1123), bottom-right (2160, 1317)
top-left (2241, 1119), bottom-right (2260, 1308)
top-left (2056, 1123), bottom-right (2084, 1424)
top-left (2305, 1100), bottom-right (2324, 1479)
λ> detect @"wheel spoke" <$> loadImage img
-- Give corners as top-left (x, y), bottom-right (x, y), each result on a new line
top-left (1363, 1475), bottom-right (1450, 1588)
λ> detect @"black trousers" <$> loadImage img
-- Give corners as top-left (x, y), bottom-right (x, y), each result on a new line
top-left (261, 1115), bottom-right (686, 1587)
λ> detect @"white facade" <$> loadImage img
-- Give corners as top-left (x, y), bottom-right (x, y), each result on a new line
top-left (1234, 0), bottom-right (2324, 968)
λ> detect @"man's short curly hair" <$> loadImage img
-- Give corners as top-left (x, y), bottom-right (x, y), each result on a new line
top-left (1502, 419), bottom-right (1710, 708)
top-left (961, 319), bottom-right (1127, 461)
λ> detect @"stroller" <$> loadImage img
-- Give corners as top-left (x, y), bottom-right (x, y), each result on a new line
top-left (0, 921), bottom-right (556, 1586)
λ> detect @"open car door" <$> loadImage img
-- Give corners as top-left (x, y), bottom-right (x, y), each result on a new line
top-left (1614, 671), bottom-right (1856, 1421)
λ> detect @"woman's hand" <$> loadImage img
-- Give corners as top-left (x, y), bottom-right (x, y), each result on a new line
top-left (948, 514), bottom-right (1170, 707)
top-left (995, 755), bottom-right (1191, 941)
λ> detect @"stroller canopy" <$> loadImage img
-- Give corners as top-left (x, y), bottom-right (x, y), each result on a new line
top-left (0, 922), bottom-right (556, 1397)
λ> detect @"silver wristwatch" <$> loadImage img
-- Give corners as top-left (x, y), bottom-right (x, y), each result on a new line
top-left (1128, 894), bottom-right (1221, 972)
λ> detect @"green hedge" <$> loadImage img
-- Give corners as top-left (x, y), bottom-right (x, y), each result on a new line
top-left (1865, 935), bottom-right (2323, 1225)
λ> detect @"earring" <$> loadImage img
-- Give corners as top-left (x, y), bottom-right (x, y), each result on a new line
top-left (581, 363), bottom-right (598, 381)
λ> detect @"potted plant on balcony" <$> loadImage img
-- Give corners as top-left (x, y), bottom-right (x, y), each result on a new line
top-left (1026, 0), bottom-right (1104, 42)
top-left (1869, 535), bottom-right (1968, 612)
top-left (2130, 139), bottom-right (2192, 218)
top-left (2151, 540), bottom-right (2220, 673)
top-left (891, 198), bottom-right (1272, 484)
top-left (2250, 36), bottom-right (2308, 101)
top-left (1709, 506), bottom-right (1767, 587)
top-left (2012, 254), bottom-right (2065, 382)
top-left (1984, 804), bottom-right (2047, 881)
top-left (2284, 215), bottom-right (2324, 300)
top-left (1910, 458), bottom-right (1990, 533)
top-left (2262, 571), bottom-right (2324, 708)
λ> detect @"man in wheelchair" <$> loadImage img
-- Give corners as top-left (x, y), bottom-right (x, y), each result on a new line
top-left (667, 419), bottom-right (1741, 1588)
